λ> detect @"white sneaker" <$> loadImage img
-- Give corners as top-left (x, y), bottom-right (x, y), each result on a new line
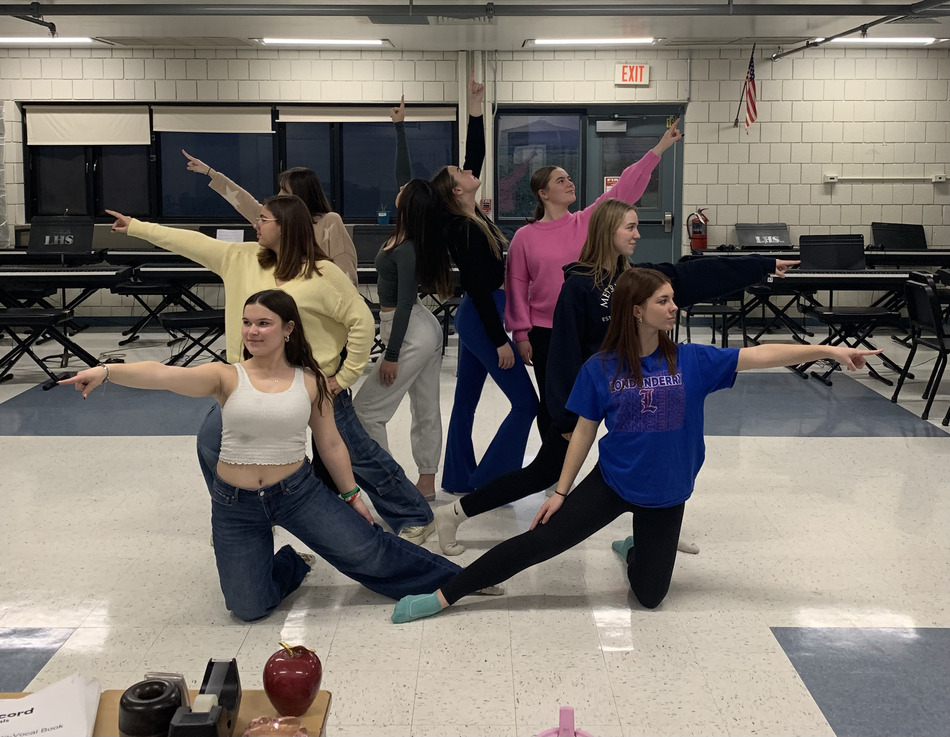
top-left (475, 584), bottom-right (505, 596)
top-left (398, 521), bottom-right (436, 545)
top-left (677, 539), bottom-right (700, 555)
top-left (295, 549), bottom-right (317, 566)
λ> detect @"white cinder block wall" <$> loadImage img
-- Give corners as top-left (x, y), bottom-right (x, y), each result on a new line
top-left (1, 44), bottom-right (948, 315)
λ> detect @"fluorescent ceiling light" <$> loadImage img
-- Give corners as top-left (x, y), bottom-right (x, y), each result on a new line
top-left (260, 38), bottom-right (389, 46)
top-left (822, 36), bottom-right (938, 44)
top-left (528, 37), bottom-right (654, 47)
top-left (0, 37), bottom-right (95, 44)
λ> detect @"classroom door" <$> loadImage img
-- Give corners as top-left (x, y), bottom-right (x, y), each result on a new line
top-left (584, 108), bottom-right (683, 266)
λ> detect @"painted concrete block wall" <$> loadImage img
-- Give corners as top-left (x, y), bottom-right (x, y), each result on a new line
top-left (1, 44), bottom-right (948, 315)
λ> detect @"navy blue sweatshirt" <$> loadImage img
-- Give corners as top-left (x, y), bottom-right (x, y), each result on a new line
top-left (546, 255), bottom-right (777, 433)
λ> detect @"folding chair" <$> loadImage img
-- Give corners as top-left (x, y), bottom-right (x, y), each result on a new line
top-left (0, 307), bottom-right (75, 389)
top-left (796, 305), bottom-right (903, 386)
top-left (676, 290), bottom-right (747, 348)
top-left (430, 293), bottom-right (462, 355)
top-left (363, 296), bottom-right (387, 361)
top-left (110, 280), bottom-right (197, 346)
top-left (890, 273), bottom-right (950, 424)
top-left (160, 310), bottom-right (226, 366)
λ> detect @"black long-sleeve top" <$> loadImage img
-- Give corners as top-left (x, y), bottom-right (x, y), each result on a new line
top-left (443, 115), bottom-right (509, 347)
top-left (546, 255), bottom-right (778, 433)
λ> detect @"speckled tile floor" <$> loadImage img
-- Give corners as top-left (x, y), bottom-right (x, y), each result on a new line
top-left (1, 325), bottom-right (948, 736)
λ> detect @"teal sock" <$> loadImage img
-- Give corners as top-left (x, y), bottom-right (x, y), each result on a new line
top-left (391, 593), bottom-right (443, 623)
top-left (612, 536), bottom-right (634, 562)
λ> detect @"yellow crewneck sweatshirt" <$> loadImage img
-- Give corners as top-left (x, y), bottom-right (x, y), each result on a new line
top-left (127, 219), bottom-right (372, 389)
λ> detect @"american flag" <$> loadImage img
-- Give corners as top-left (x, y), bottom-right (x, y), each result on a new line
top-left (744, 50), bottom-right (757, 132)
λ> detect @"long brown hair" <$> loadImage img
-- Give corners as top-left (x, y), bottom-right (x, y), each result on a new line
top-left (576, 199), bottom-right (636, 290)
top-left (256, 195), bottom-right (329, 282)
top-left (390, 178), bottom-right (455, 298)
top-left (241, 289), bottom-right (329, 409)
top-left (431, 166), bottom-right (508, 260)
top-left (600, 268), bottom-right (678, 387)
top-left (277, 167), bottom-right (332, 217)
top-left (527, 165), bottom-right (559, 223)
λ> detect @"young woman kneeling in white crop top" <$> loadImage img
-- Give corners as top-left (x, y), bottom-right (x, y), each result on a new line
top-left (62, 289), bottom-right (460, 621)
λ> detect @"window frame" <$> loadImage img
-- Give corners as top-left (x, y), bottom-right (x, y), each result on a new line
top-left (23, 103), bottom-right (460, 225)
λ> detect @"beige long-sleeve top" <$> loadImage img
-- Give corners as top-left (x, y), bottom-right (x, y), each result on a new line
top-left (207, 169), bottom-right (359, 286)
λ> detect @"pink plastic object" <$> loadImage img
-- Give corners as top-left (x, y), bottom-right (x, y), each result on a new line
top-left (535, 706), bottom-right (594, 737)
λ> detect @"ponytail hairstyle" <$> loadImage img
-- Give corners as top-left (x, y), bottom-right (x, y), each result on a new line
top-left (277, 167), bottom-right (332, 217)
top-left (600, 268), bottom-right (678, 388)
top-left (431, 165), bottom-right (508, 260)
top-left (391, 178), bottom-right (456, 299)
top-left (242, 289), bottom-right (329, 410)
top-left (256, 195), bottom-right (329, 282)
top-left (575, 199), bottom-right (636, 291)
top-left (527, 165), bottom-right (560, 223)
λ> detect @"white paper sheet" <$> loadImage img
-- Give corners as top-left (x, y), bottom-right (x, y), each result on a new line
top-left (216, 228), bottom-right (246, 242)
top-left (0, 674), bottom-right (101, 737)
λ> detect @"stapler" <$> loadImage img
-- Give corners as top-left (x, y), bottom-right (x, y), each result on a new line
top-left (168, 659), bottom-right (242, 737)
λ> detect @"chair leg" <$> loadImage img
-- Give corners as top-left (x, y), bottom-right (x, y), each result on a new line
top-left (891, 342), bottom-right (918, 403)
top-left (921, 353), bottom-right (947, 421)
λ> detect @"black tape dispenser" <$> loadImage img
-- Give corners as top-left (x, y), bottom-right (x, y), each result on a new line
top-left (168, 659), bottom-right (242, 737)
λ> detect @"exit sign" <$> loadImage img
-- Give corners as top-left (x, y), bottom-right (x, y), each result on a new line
top-left (615, 63), bottom-right (650, 85)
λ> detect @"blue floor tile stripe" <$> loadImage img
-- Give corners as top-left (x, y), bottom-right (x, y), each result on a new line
top-left (0, 383), bottom-right (216, 436)
top-left (772, 627), bottom-right (950, 737)
top-left (0, 628), bottom-right (75, 692)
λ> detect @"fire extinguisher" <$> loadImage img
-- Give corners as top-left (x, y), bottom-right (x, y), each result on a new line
top-left (686, 208), bottom-right (709, 250)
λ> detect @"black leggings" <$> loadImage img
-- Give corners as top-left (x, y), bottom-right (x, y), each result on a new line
top-left (459, 425), bottom-right (569, 517)
top-left (528, 326), bottom-right (553, 437)
top-left (442, 465), bottom-right (684, 609)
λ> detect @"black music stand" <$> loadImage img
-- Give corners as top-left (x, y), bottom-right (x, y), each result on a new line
top-left (29, 216), bottom-right (99, 363)
top-left (870, 222), bottom-right (927, 250)
top-left (0, 218), bottom-right (98, 387)
top-left (737, 223), bottom-right (808, 342)
top-left (793, 234), bottom-right (903, 386)
top-left (735, 223), bottom-right (793, 250)
top-left (797, 234), bottom-right (867, 271)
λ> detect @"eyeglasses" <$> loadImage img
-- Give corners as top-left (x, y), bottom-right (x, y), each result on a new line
top-left (256, 216), bottom-right (277, 223)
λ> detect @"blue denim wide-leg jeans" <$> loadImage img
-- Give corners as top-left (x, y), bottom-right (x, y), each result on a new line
top-left (329, 390), bottom-right (433, 530)
top-left (442, 290), bottom-right (538, 493)
top-left (210, 461), bottom-right (461, 621)
top-left (197, 394), bottom-right (433, 533)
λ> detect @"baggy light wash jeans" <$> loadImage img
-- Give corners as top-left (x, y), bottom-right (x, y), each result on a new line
top-left (210, 461), bottom-right (461, 621)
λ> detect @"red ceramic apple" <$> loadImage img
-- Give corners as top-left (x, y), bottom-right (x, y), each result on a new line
top-left (263, 641), bottom-right (323, 716)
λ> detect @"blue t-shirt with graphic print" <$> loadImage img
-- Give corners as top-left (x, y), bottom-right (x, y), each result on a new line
top-left (566, 342), bottom-right (739, 508)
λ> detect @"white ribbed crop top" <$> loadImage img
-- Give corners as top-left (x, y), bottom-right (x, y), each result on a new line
top-left (219, 364), bottom-right (312, 465)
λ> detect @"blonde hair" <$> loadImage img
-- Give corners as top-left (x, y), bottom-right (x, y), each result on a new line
top-left (575, 199), bottom-right (636, 290)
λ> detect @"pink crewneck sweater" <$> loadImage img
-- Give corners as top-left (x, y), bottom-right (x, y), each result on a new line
top-left (504, 150), bottom-right (661, 342)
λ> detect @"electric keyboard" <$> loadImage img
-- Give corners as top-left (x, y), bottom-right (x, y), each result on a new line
top-left (102, 248), bottom-right (194, 266)
top-left (0, 264), bottom-right (132, 289)
top-left (135, 264), bottom-right (221, 283)
top-left (864, 249), bottom-right (950, 268)
top-left (766, 270), bottom-right (912, 291)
